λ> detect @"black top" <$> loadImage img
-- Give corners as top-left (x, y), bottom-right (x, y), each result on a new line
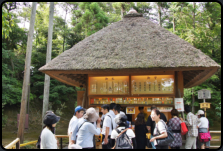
top-left (146, 112), bottom-right (167, 135)
top-left (135, 124), bottom-right (148, 149)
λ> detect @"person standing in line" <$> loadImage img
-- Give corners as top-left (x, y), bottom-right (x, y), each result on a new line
top-left (137, 107), bottom-right (148, 122)
top-left (67, 106), bottom-right (85, 146)
top-left (146, 105), bottom-right (167, 149)
top-left (111, 114), bottom-right (137, 149)
top-left (113, 104), bottom-right (125, 122)
top-left (101, 104), bottom-right (116, 149)
top-left (70, 107), bottom-right (101, 149)
top-left (196, 110), bottom-right (210, 149)
top-left (135, 113), bottom-right (148, 149)
top-left (149, 109), bottom-right (169, 149)
top-left (109, 103), bottom-right (117, 119)
top-left (41, 112), bottom-right (60, 149)
top-left (180, 105), bottom-right (200, 149)
top-left (168, 109), bottom-right (182, 149)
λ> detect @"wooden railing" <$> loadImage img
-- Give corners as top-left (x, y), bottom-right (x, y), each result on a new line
top-left (209, 131), bottom-right (221, 149)
top-left (55, 135), bottom-right (69, 149)
top-left (4, 131), bottom-right (220, 149)
top-left (4, 138), bottom-right (20, 149)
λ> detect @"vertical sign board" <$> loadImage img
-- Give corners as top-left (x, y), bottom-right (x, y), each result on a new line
top-left (174, 98), bottom-right (184, 112)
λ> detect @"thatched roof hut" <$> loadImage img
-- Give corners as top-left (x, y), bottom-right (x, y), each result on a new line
top-left (39, 12), bottom-right (220, 88)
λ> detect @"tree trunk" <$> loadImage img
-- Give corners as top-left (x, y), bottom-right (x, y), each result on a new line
top-left (158, 4), bottom-right (162, 27)
top-left (42, 2), bottom-right (54, 128)
top-left (193, 2), bottom-right (195, 29)
top-left (63, 9), bottom-right (67, 52)
top-left (173, 16), bottom-right (175, 32)
top-left (17, 2), bottom-right (37, 144)
top-left (121, 7), bottom-right (124, 18)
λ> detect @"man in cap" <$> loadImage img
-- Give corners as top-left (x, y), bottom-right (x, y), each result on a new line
top-left (68, 106), bottom-right (85, 145)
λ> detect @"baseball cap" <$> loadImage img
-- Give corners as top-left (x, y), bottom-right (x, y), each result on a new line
top-left (43, 112), bottom-right (60, 125)
top-left (74, 106), bottom-right (85, 114)
top-left (196, 110), bottom-right (204, 115)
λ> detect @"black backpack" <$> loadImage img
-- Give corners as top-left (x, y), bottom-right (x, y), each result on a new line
top-left (113, 128), bottom-right (133, 149)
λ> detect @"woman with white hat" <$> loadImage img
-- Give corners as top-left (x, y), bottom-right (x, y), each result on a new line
top-left (41, 112), bottom-right (60, 149)
top-left (72, 107), bottom-right (101, 149)
top-left (196, 110), bottom-right (210, 149)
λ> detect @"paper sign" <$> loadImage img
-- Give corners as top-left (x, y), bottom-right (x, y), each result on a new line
top-left (174, 98), bottom-right (184, 111)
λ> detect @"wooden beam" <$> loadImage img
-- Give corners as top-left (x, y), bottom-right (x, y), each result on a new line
top-left (185, 68), bottom-right (219, 88)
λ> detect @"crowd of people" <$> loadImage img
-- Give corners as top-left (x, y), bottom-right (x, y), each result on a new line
top-left (38, 103), bottom-right (211, 149)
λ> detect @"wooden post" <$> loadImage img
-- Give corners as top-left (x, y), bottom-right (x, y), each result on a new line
top-left (17, 2), bottom-right (37, 144)
top-left (60, 138), bottom-right (63, 149)
top-left (42, 2), bottom-right (54, 128)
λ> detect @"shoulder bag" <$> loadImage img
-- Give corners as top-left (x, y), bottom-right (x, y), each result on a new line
top-left (155, 120), bottom-right (174, 146)
top-left (199, 131), bottom-right (212, 142)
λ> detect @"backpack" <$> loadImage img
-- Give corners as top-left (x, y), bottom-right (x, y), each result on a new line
top-left (112, 128), bottom-right (133, 149)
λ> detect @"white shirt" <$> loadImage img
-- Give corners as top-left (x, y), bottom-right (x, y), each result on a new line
top-left (72, 118), bottom-right (98, 141)
top-left (68, 116), bottom-right (78, 134)
top-left (102, 112), bottom-right (116, 135)
top-left (109, 110), bottom-right (116, 118)
top-left (153, 120), bottom-right (167, 146)
top-left (111, 127), bottom-right (135, 139)
top-left (41, 128), bottom-right (57, 149)
top-left (198, 117), bottom-right (209, 128)
top-left (75, 119), bottom-right (101, 148)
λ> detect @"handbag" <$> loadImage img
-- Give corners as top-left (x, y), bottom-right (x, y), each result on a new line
top-left (199, 132), bottom-right (212, 142)
top-left (181, 122), bottom-right (188, 135)
top-left (146, 133), bottom-right (152, 148)
top-left (155, 120), bottom-right (174, 146)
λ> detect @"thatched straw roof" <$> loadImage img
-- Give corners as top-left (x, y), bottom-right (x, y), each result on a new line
top-left (39, 12), bottom-right (220, 88)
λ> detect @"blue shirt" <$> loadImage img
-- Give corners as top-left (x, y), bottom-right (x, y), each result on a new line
top-left (71, 119), bottom-right (101, 148)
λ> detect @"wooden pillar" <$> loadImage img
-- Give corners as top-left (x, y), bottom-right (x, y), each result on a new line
top-left (77, 91), bottom-right (85, 106)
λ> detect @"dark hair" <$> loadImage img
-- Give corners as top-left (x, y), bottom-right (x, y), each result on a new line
top-left (200, 114), bottom-right (205, 117)
top-left (151, 109), bottom-right (161, 117)
top-left (135, 113), bottom-right (146, 125)
top-left (44, 124), bottom-right (55, 134)
top-left (113, 104), bottom-right (121, 113)
top-left (101, 104), bottom-right (110, 111)
top-left (171, 109), bottom-right (179, 117)
top-left (151, 105), bottom-right (157, 110)
top-left (138, 106), bottom-right (144, 110)
top-left (110, 103), bottom-right (116, 110)
top-left (184, 105), bottom-right (191, 113)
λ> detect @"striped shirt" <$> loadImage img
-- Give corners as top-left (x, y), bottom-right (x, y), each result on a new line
top-left (184, 112), bottom-right (200, 137)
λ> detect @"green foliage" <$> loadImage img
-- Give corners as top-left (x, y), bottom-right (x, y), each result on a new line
top-left (2, 3), bottom-right (221, 127)
top-left (74, 2), bottom-right (109, 37)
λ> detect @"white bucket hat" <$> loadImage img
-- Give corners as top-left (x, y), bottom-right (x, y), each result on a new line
top-left (83, 107), bottom-right (99, 123)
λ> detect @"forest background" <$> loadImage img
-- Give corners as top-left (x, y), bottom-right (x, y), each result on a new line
top-left (2, 2), bottom-right (221, 143)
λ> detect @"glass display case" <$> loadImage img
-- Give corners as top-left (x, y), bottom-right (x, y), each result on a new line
top-left (131, 75), bottom-right (174, 94)
top-left (89, 76), bottom-right (129, 95)
top-left (89, 97), bottom-right (174, 105)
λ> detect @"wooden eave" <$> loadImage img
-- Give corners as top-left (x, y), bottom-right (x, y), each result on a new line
top-left (39, 66), bottom-right (220, 88)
